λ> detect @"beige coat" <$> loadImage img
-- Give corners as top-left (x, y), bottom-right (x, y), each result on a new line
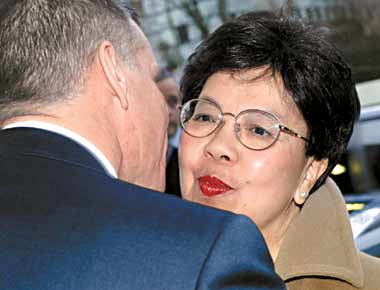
top-left (275, 178), bottom-right (380, 290)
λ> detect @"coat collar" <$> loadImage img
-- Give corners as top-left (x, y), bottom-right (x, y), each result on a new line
top-left (0, 127), bottom-right (108, 176)
top-left (275, 178), bottom-right (364, 288)
top-left (3, 122), bottom-right (117, 177)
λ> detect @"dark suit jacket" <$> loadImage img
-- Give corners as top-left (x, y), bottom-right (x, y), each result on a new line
top-left (0, 128), bottom-right (285, 290)
top-left (165, 147), bottom-right (181, 197)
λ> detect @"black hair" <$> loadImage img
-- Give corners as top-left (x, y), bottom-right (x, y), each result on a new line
top-left (180, 11), bottom-right (360, 192)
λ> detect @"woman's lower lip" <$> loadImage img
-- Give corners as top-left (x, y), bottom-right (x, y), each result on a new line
top-left (198, 176), bottom-right (232, 197)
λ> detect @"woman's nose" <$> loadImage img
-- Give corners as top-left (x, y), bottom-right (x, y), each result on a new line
top-left (203, 119), bottom-right (238, 163)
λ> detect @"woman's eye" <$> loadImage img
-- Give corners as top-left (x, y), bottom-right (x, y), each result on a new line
top-left (192, 113), bottom-right (215, 122)
top-left (249, 125), bottom-right (271, 137)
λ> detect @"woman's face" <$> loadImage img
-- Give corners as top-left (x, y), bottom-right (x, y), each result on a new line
top-left (179, 69), bottom-right (324, 239)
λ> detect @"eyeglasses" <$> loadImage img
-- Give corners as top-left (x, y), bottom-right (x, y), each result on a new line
top-left (180, 98), bottom-right (309, 151)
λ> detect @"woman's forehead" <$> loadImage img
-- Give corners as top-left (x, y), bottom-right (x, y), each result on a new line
top-left (200, 70), bottom-right (301, 122)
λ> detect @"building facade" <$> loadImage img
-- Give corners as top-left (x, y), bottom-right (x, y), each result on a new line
top-left (125, 0), bottom-right (380, 83)
top-left (127, 0), bottom-right (284, 69)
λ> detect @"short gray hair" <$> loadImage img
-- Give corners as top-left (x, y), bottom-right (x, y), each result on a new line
top-left (0, 0), bottom-right (139, 122)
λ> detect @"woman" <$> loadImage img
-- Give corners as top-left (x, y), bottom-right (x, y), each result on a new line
top-left (178, 12), bottom-right (380, 290)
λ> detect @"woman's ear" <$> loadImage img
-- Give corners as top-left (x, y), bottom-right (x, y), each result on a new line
top-left (294, 157), bottom-right (328, 205)
top-left (97, 41), bottom-right (128, 110)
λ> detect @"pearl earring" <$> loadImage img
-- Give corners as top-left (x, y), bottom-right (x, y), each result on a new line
top-left (299, 192), bottom-right (308, 198)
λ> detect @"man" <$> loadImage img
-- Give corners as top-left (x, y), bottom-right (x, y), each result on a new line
top-left (156, 68), bottom-right (182, 196)
top-left (0, 1), bottom-right (285, 289)
top-left (156, 68), bottom-right (182, 143)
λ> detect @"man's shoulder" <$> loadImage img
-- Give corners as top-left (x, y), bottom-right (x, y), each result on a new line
top-left (0, 168), bottom-right (270, 289)
top-left (104, 177), bottom-right (241, 231)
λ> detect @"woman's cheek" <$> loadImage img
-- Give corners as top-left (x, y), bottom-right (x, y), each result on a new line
top-left (245, 153), bottom-right (273, 178)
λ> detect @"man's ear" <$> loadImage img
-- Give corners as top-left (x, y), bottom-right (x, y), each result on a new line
top-left (294, 157), bottom-right (329, 205)
top-left (97, 41), bottom-right (128, 110)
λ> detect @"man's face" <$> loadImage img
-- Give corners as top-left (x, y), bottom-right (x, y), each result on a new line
top-left (157, 77), bottom-right (181, 139)
top-left (119, 24), bottom-right (168, 191)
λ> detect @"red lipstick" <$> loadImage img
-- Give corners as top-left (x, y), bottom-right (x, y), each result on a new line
top-left (198, 176), bottom-right (232, 197)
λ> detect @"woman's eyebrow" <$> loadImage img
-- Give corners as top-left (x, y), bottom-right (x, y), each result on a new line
top-left (199, 95), bottom-right (216, 102)
top-left (199, 94), bottom-right (286, 120)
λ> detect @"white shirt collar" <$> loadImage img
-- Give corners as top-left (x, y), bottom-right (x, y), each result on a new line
top-left (169, 128), bottom-right (182, 148)
top-left (3, 121), bottom-right (118, 178)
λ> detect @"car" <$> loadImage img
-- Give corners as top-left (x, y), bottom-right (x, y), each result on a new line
top-left (335, 101), bottom-right (380, 214)
top-left (350, 199), bottom-right (380, 257)
top-left (331, 79), bottom-right (380, 257)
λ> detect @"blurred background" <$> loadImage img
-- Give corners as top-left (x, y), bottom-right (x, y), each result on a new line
top-left (125, 0), bottom-right (380, 256)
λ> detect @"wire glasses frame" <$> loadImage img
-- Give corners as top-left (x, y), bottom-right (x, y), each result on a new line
top-left (179, 98), bottom-right (310, 151)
